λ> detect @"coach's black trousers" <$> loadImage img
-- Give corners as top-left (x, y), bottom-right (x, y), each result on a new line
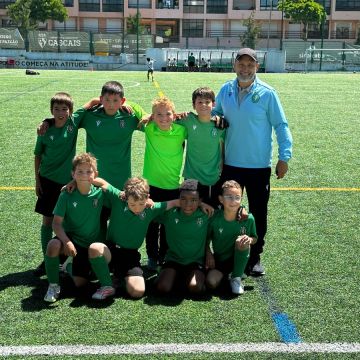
top-left (220, 165), bottom-right (271, 266)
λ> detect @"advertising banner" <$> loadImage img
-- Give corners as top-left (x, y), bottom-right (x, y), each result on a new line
top-left (0, 28), bottom-right (24, 49)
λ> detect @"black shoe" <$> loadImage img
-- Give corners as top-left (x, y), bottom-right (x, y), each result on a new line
top-left (249, 261), bottom-right (266, 276)
top-left (33, 261), bottom-right (46, 277)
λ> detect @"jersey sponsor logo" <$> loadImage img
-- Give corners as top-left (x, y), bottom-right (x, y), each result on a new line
top-left (93, 199), bottom-right (98, 208)
top-left (192, 124), bottom-right (197, 131)
top-left (251, 92), bottom-right (260, 103)
top-left (72, 202), bottom-right (77, 208)
top-left (240, 226), bottom-right (246, 235)
top-left (175, 218), bottom-right (179, 224)
top-left (49, 135), bottom-right (54, 141)
top-left (119, 119), bottom-right (125, 128)
top-left (218, 227), bottom-right (223, 234)
top-left (96, 120), bottom-right (101, 127)
top-left (211, 128), bottom-right (218, 137)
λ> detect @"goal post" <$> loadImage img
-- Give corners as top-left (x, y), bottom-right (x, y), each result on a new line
top-left (304, 46), bottom-right (360, 72)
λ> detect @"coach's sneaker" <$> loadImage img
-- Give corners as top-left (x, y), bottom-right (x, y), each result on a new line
top-left (44, 284), bottom-right (61, 303)
top-left (230, 277), bottom-right (244, 295)
top-left (249, 261), bottom-right (266, 276)
top-left (92, 286), bottom-right (115, 300)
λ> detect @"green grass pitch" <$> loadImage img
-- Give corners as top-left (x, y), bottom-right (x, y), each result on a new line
top-left (0, 69), bottom-right (359, 359)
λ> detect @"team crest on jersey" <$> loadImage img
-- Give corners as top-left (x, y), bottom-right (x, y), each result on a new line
top-left (251, 92), bottom-right (260, 103)
top-left (197, 218), bottom-right (203, 227)
top-left (73, 202), bottom-right (77, 208)
top-left (119, 119), bottom-right (125, 128)
top-left (96, 120), bottom-right (101, 127)
top-left (124, 206), bottom-right (129, 212)
top-left (93, 199), bottom-right (98, 208)
top-left (139, 211), bottom-right (146, 220)
top-left (211, 128), bottom-right (218, 137)
top-left (67, 125), bottom-right (74, 133)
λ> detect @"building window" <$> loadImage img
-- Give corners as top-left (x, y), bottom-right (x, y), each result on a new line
top-left (62, 0), bottom-right (74, 6)
top-left (183, 0), bottom-right (204, 13)
top-left (260, 0), bottom-right (279, 10)
top-left (79, 0), bottom-right (100, 12)
top-left (128, 0), bottom-right (151, 8)
top-left (233, 0), bottom-right (255, 10)
top-left (0, 0), bottom-right (15, 9)
top-left (207, 0), bottom-right (228, 14)
top-left (183, 19), bottom-right (203, 37)
top-left (102, 0), bottom-right (123, 12)
top-left (314, 0), bottom-right (331, 14)
top-left (335, 0), bottom-right (360, 11)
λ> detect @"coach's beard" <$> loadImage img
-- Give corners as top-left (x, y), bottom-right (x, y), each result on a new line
top-left (237, 73), bottom-right (256, 84)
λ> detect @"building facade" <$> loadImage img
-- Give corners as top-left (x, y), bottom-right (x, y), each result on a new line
top-left (0, 0), bottom-right (359, 49)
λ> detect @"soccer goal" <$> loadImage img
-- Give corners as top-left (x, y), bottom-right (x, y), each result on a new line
top-left (304, 45), bottom-right (360, 72)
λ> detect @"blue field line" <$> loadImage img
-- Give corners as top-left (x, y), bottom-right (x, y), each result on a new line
top-left (256, 277), bottom-right (302, 344)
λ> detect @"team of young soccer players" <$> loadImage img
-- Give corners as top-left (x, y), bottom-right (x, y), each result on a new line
top-left (34, 81), bottom-right (257, 303)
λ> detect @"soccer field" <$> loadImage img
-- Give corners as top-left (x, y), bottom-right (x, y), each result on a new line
top-left (0, 69), bottom-right (359, 359)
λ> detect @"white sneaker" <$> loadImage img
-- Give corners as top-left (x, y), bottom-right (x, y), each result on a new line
top-left (44, 284), bottom-right (61, 303)
top-left (92, 286), bottom-right (115, 300)
top-left (230, 277), bottom-right (244, 295)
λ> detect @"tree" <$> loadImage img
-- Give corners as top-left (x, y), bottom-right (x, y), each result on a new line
top-left (7, 0), bottom-right (67, 46)
top-left (240, 11), bottom-right (261, 49)
top-left (278, 0), bottom-right (326, 41)
top-left (126, 14), bottom-right (145, 35)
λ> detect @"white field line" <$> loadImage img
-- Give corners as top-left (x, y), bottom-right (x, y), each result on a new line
top-left (0, 343), bottom-right (360, 356)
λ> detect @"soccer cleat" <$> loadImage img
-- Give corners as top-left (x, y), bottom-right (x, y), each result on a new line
top-left (230, 277), bottom-right (244, 295)
top-left (249, 261), bottom-right (266, 276)
top-left (92, 286), bottom-right (115, 300)
top-left (44, 284), bottom-right (61, 303)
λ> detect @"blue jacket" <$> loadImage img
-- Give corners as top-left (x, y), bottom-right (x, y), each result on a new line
top-left (213, 77), bottom-right (293, 168)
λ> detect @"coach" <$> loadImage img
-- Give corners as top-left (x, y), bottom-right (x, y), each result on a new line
top-left (213, 48), bottom-right (293, 276)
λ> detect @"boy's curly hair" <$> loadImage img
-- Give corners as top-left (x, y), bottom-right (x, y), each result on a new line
top-left (151, 97), bottom-right (175, 114)
top-left (72, 152), bottom-right (97, 172)
top-left (179, 179), bottom-right (199, 192)
top-left (50, 92), bottom-right (74, 113)
top-left (221, 180), bottom-right (242, 194)
top-left (124, 177), bottom-right (150, 200)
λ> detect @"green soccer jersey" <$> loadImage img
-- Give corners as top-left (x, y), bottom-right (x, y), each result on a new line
top-left (34, 112), bottom-right (83, 184)
top-left (177, 113), bottom-right (225, 186)
top-left (74, 103), bottom-right (145, 189)
top-left (106, 186), bottom-right (167, 249)
top-left (157, 208), bottom-right (209, 265)
top-left (143, 121), bottom-right (187, 190)
top-left (208, 210), bottom-right (257, 262)
top-left (53, 185), bottom-right (107, 248)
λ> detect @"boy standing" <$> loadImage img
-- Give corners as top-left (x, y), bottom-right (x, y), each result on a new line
top-left (143, 97), bottom-right (187, 270)
top-left (34, 92), bottom-right (77, 276)
top-left (44, 153), bottom-right (117, 302)
top-left (206, 180), bottom-right (257, 295)
top-left (176, 87), bottom-right (225, 207)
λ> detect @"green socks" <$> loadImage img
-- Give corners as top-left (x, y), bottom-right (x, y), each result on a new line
top-left (45, 255), bottom-right (60, 284)
top-left (90, 256), bottom-right (112, 287)
top-left (232, 248), bottom-right (250, 278)
top-left (40, 225), bottom-right (53, 255)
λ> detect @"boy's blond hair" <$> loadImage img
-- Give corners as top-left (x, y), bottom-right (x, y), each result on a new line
top-left (50, 92), bottom-right (74, 113)
top-left (192, 87), bottom-right (215, 106)
top-left (151, 97), bottom-right (175, 114)
top-left (72, 153), bottom-right (97, 172)
top-left (221, 180), bottom-right (242, 194)
top-left (124, 177), bottom-right (150, 200)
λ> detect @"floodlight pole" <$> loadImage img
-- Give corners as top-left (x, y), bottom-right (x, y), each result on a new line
top-left (136, 0), bottom-right (139, 64)
top-left (319, 1), bottom-right (326, 71)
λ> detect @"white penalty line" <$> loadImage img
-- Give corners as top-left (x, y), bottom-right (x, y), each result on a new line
top-left (1, 343), bottom-right (360, 356)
